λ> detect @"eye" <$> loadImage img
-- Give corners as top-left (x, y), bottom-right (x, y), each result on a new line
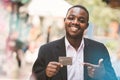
top-left (78, 19), bottom-right (85, 23)
top-left (67, 16), bottom-right (74, 20)
top-left (78, 18), bottom-right (86, 23)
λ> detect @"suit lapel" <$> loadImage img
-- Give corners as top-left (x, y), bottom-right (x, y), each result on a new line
top-left (84, 38), bottom-right (94, 80)
top-left (55, 37), bottom-right (67, 80)
top-left (84, 38), bottom-right (89, 61)
top-left (84, 38), bottom-right (90, 80)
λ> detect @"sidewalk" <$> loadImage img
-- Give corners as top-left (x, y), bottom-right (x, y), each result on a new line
top-left (0, 63), bottom-right (33, 80)
top-left (0, 52), bottom-right (33, 80)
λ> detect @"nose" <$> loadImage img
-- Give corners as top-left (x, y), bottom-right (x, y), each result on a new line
top-left (73, 19), bottom-right (79, 25)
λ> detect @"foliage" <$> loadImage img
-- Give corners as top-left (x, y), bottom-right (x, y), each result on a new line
top-left (65, 0), bottom-right (120, 29)
top-left (11, 0), bottom-right (30, 4)
top-left (104, 39), bottom-right (120, 54)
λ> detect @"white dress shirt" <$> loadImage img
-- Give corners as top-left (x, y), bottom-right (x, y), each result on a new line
top-left (65, 37), bottom-right (84, 80)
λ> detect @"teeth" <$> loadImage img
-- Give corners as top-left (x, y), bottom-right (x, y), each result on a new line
top-left (71, 27), bottom-right (78, 31)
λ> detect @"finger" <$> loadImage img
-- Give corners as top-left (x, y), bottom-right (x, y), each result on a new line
top-left (83, 62), bottom-right (98, 67)
top-left (46, 62), bottom-right (60, 77)
top-left (87, 66), bottom-right (93, 72)
top-left (47, 68), bottom-right (56, 72)
top-left (98, 58), bottom-right (104, 66)
top-left (87, 66), bottom-right (92, 69)
top-left (48, 62), bottom-right (63, 72)
top-left (47, 70), bottom-right (57, 77)
top-left (88, 71), bottom-right (94, 78)
top-left (48, 63), bottom-right (57, 70)
top-left (87, 66), bottom-right (95, 72)
top-left (50, 62), bottom-right (63, 67)
top-left (60, 64), bottom-right (63, 67)
top-left (50, 62), bottom-right (61, 65)
top-left (87, 67), bottom-right (94, 78)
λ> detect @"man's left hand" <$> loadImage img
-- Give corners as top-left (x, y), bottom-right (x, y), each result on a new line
top-left (84, 58), bottom-right (105, 79)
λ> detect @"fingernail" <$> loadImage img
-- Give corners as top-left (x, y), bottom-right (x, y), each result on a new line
top-left (61, 65), bottom-right (63, 67)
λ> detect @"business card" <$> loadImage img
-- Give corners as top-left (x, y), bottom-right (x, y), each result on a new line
top-left (59, 57), bottom-right (72, 66)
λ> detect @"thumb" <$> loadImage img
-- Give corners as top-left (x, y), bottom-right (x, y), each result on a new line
top-left (98, 58), bottom-right (104, 66)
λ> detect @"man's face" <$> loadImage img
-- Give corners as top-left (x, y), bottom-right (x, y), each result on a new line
top-left (64, 7), bottom-right (89, 39)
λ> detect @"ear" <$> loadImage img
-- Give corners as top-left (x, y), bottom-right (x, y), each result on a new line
top-left (86, 22), bottom-right (89, 29)
top-left (64, 18), bottom-right (66, 22)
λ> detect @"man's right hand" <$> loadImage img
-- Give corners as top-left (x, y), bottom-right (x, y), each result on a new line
top-left (46, 62), bottom-right (63, 77)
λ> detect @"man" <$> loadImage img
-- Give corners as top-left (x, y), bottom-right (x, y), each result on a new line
top-left (31, 5), bottom-right (117, 80)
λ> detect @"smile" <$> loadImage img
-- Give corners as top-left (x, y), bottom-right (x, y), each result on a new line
top-left (70, 26), bottom-right (80, 32)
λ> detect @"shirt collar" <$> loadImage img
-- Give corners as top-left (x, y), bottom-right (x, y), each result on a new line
top-left (65, 37), bottom-right (84, 51)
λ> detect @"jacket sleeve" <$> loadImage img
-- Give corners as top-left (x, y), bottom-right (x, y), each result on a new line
top-left (30, 46), bottom-right (51, 80)
top-left (101, 44), bottom-right (118, 80)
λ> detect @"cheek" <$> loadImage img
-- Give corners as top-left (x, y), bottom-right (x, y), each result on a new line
top-left (64, 21), bottom-right (70, 28)
top-left (81, 24), bottom-right (88, 30)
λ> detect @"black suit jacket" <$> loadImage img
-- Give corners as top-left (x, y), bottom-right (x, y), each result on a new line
top-left (31, 37), bottom-right (117, 80)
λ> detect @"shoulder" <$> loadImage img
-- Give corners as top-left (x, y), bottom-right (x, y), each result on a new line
top-left (84, 38), bottom-right (103, 44)
top-left (40, 37), bottom-right (64, 49)
top-left (84, 38), bottom-right (110, 58)
top-left (84, 38), bottom-right (107, 49)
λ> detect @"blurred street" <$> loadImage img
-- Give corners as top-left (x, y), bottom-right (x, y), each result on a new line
top-left (0, 0), bottom-right (120, 80)
top-left (0, 51), bottom-right (33, 80)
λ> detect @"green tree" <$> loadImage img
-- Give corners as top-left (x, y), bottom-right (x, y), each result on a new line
top-left (65, 0), bottom-right (120, 35)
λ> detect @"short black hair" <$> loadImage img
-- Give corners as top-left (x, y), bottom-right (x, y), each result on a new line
top-left (66, 5), bottom-right (89, 21)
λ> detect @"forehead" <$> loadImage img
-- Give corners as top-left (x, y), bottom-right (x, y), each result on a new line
top-left (67, 7), bottom-right (88, 17)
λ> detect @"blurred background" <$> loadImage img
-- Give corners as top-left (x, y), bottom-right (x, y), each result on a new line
top-left (0, 0), bottom-right (120, 80)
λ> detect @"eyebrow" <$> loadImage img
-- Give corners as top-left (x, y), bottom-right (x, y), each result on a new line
top-left (79, 17), bottom-right (86, 19)
top-left (68, 15), bottom-right (86, 19)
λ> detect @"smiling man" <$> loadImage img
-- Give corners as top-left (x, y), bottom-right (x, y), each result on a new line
top-left (30, 5), bottom-right (117, 80)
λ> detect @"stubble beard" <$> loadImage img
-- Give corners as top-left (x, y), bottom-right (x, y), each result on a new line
top-left (66, 32), bottom-right (83, 40)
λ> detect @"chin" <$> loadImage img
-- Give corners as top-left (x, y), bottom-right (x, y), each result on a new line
top-left (69, 34), bottom-right (82, 39)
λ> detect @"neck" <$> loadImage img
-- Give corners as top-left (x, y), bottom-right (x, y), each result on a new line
top-left (66, 36), bottom-right (83, 51)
